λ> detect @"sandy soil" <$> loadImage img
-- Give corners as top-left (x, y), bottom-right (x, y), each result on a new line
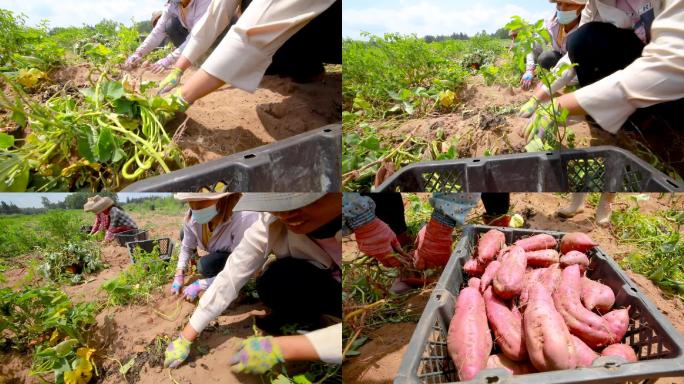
top-left (343, 193), bottom-right (684, 384)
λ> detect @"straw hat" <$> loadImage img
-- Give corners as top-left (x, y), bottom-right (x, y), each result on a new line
top-left (173, 192), bottom-right (236, 202)
top-left (84, 196), bottom-right (114, 214)
top-left (549, 0), bottom-right (588, 4)
top-left (233, 193), bottom-right (326, 212)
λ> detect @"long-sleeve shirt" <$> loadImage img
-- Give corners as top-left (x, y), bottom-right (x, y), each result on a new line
top-left (181, 0), bottom-right (336, 92)
top-left (91, 207), bottom-right (138, 241)
top-left (188, 212), bottom-right (341, 362)
top-left (177, 210), bottom-right (259, 272)
top-left (135, 0), bottom-right (213, 64)
top-left (525, 14), bottom-right (580, 72)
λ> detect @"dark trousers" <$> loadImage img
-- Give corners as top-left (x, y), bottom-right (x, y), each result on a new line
top-left (481, 193), bottom-right (510, 217)
top-left (363, 193), bottom-right (408, 236)
top-left (198, 251), bottom-right (231, 278)
top-left (165, 16), bottom-right (189, 48)
top-left (538, 50), bottom-right (562, 70)
top-left (256, 258), bottom-right (341, 324)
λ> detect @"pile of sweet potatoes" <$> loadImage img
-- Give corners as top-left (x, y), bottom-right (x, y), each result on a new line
top-left (448, 230), bottom-right (636, 381)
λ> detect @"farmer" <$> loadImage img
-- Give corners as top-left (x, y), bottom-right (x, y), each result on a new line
top-left (519, 0), bottom-right (587, 90)
top-left (123, 0), bottom-right (213, 73)
top-left (518, 0), bottom-right (684, 171)
top-left (557, 193), bottom-right (616, 226)
top-left (157, 0), bottom-right (342, 105)
top-left (84, 196), bottom-right (138, 243)
top-left (171, 192), bottom-right (259, 301)
top-left (164, 193), bottom-right (342, 374)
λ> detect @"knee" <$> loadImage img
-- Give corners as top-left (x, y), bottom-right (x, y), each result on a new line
top-left (538, 51), bottom-right (562, 70)
top-left (567, 22), bottom-right (613, 59)
top-left (197, 252), bottom-right (228, 278)
top-left (164, 16), bottom-right (182, 35)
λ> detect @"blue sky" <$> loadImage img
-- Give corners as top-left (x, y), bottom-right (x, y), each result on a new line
top-left (0, 193), bottom-right (171, 208)
top-left (343, 0), bottom-right (552, 38)
top-left (2, 0), bottom-right (163, 28)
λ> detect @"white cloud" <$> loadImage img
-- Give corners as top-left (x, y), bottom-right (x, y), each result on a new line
top-left (4, 0), bottom-right (162, 28)
top-left (343, 1), bottom-right (548, 38)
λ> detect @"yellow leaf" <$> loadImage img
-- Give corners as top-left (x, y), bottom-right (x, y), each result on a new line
top-left (438, 90), bottom-right (456, 108)
top-left (49, 330), bottom-right (60, 345)
top-left (17, 68), bottom-right (46, 88)
top-left (76, 347), bottom-right (96, 361)
top-left (64, 356), bottom-right (93, 384)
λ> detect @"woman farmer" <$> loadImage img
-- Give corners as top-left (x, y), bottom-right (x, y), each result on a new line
top-left (123, 0), bottom-right (213, 73)
top-left (164, 193), bottom-right (342, 374)
top-left (519, 0), bottom-right (587, 90)
top-left (84, 196), bottom-right (138, 243)
top-left (171, 192), bottom-right (258, 301)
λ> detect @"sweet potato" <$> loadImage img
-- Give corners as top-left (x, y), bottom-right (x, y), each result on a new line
top-left (486, 354), bottom-right (536, 375)
top-left (581, 277), bottom-right (615, 313)
top-left (560, 232), bottom-right (597, 254)
top-left (483, 287), bottom-right (527, 361)
top-left (464, 258), bottom-right (486, 277)
top-left (601, 343), bottom-right (637, 363)
top-left (447, 287), bottom-right (492, 380)
top-left (479, 260), bottom-right (501, 293)
top-left (524, 284), bottom-right (577, 371)
top-left (493, 245), bottom-right (527, 299)
top-left (520, 268), bottom-right (545, 307)
top-left (477, 229), bottom-right (506, 264)
top-left (571, 335), bottom-right (600, 368)
top-left (514, 234), bottom-right (557, 251)
top-left (525, 249), bottom-right (560, 267)
top-left (560, 251), bottom-right (590, 272)
top-left (468, 277), bottom-right (481, 289)
top-left (539, 263), bottom-right (561, 293)
top-left (602, 308), bottom-right (630, 342)
top-left (552, 265), bottom-right (617, 348)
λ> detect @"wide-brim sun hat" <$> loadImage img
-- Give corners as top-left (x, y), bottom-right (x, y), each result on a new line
top-left (549, 0), bottom-right (588, 4)
top-left (174, 192), bottom-right (237, 202)
top-left (84, 196), bottom-right (114, 214)
top-left (233, 193), bottom-right (327, 212)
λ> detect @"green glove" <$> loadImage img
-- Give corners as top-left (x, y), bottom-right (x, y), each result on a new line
top-left (172, 88), bottom-right (190, 113)
top-left (518, 97), bottom-right (538, 118)
top-left (164, 334), bottom-right (192, 369)
top-left (524, 109), bottom-right (553, 142)
top-left (230, 336), bottom-right (285, 374)
top-left (159, 67), bottom-right (183, 95)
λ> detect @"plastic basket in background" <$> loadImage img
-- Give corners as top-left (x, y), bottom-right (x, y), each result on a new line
top-left (122, 124), bottom-right (341, 192)
top-left (80, 225), bottom-right (92, 234)
top-left (126, 238), bottom-right (174, 263)
top-left (114, 229), bottom-right (149, 247)
top-left (377, 146), bottom-right (683, 192)
top-left (395, 225), bottom-right (684, 384)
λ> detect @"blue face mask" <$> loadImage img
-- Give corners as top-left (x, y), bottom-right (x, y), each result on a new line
top-left (557, 9), bottom-right (579, 25)
top-left (191, 205), bottom-right (218, 224)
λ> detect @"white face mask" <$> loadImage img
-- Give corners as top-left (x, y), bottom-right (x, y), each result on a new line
top-left (557, 9), bottom-right (579, 25)
top-left (191, 205), bottom-right (218, 224)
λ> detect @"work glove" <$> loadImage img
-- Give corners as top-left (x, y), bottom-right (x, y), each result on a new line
top-left (353, 218), bottom-right (409, 268)
top-left (523, 108), bottom-right (554, 142)
top-left (413, 217), bottom-right (454, 269)
top-left (518, 97), bottom-right (539, 118)
top-left (150, 56), bottom-right (175, 74)
top-left (520, 70), bottom-right (534, 90)
top-left (182, 280), bottom-right (202, 301)
top-left (158, 67), bottom-right (183, 95)
top-left (123, 52), bottom-right (142, 70)
top-left (171, 274), bottom-right (184, 295)
top-left (164, 334), bottom-right (192, 368)
top-left (171, 88), bottom-right (190, 113)
top-left (230, 336), bottom-right (284, 374)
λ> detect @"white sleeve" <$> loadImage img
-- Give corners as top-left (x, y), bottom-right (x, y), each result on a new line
top-left (303, 323), bottom-right (342, 364)
top-left (177, 220), bottom-right (197, 271)
top-left (136, 7), bottom-right (172, 57)
top-left (188, 213), bottom-right (271, 332)
top-left (574, 0), bottom-right (684, 133)
top-left (199, 0), bottom-right (336, 92)
top-left (182, 0), bottom-right (239, 64)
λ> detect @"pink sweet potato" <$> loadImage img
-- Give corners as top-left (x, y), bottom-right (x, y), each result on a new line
top-left (483, 287), bottom-right (527, 361)
top-left (464, 258), bottom-right (486, 277)
top-left (486, 354), bottom-right (537, 375)
top-left (539, 263), bottom-right (561, 294)
top-left (524, 284), bottom-right (577, 371)
top-left (447, 287), bottom-right (493, 380)
top-left (468, 277), bottom-right (482, 289)
top-left (571, 335), bottom-right (600, 368)
top-left (479, 260), bottom-right (501, 293)
top-left (602, 308), bottom-right (630, 342)
top-left (514, 234), bottom-right (557, 252)
top-left (552, 265), bottom-right (617, 348)
top-left (560, 232), bottom-right (597, 254)
top-left (560, 251), bottom-right (590, 272)
top-left (477, 229), bottom-right (506, 264)
top-left (493, 245), bottom-right (527, 299)
top-left (525, 249), bottom-right (560, 267)
top-left (520, 268), bottom-right (545, 307)
top-left (601, 343), bottom-right (637, 363)
top-left (581, 277), bottom-right (615, 313)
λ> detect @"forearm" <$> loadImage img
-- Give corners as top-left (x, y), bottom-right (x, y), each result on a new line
top-left (181, 324), bottom-right (199, 341)
top-left (277, 335), bottom-right (320, 361)
top-left (556, 92), bottom-right (586, 116)
top-left (175, 56), bottom-right (193, 72)
top-left (179, 69), bottom-right (225, 103)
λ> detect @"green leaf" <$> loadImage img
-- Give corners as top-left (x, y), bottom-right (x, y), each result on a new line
top-left (120, 357), bottom-right (135, 375)
top-left (10, 109), bottom-right (27, 127)
top-left (76, 134), bottom-right (96, 162)
top-left (79, 87), bottom-right (97, 103)
top-left (101, 82), bottom-right (124, 101)
top-left (113, 99), bottom-right (135, 116)
top-left (0, 133), bottom-right (14, 149)
top-left (96, 127), bottom-right (115, 162)
top-left (359, 136), bottom-right (380, 151)
top-left (292, 374), bottom-right (313, 384)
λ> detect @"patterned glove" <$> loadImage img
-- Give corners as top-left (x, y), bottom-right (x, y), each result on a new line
top-left (230, 336), bottom-right (284, 374)
top-left (353, 218), bottom-right (405, 267)
top-left (158, 67), bottom-right (183, 95)
top-left (171, 88), bottom-right (190, 113)
top-left (123, 52), bottom-right (142, 70)
top-left (164, 334), bottom-right (192, 368)
top-left (518, 97), bottom-right (538, 118)
top-left (520, 71), bottom-right (534, 90)
top-left (150, 56), bottom-right (175, 74)
top-left (413, 217), bottom-right (454, 269)
top-left (523, 108), bottom-right (554, 142)
top-left (171, 274), bottom-right (184, 295)
top-left (182, 280), bottom-right (203, 301)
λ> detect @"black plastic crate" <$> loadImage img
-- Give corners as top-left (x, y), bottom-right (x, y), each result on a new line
top-left (115, 229), bottom-right (149, 247)
top-left (395, 225), bottom-right (684, 384)
top-left (122, 124), bottom-right (341, 192)
top-left (80, 225), bottom-right (92, 234)
top-left (127, 238), bottom-right (174, 263)
top-left (377, 146), bottom-right (683, 192)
